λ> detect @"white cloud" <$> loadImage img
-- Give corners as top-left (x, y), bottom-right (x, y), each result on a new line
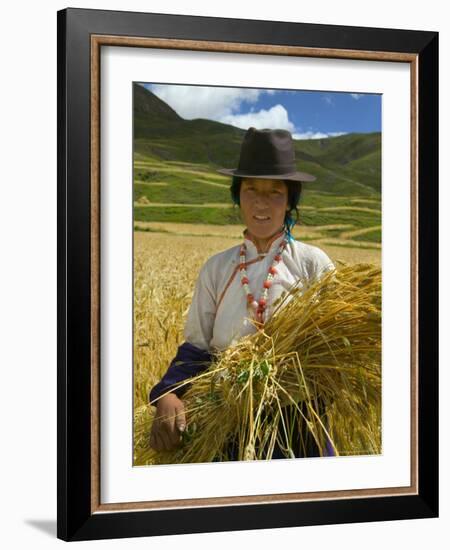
top-left (351, 93), bottom-right (364, 100)
top-left (143, 84), bottom-right (344, 139)
top-left (220, 104), bottom-right (295, 132)
top-left (146, 84), bottom-right (275, 122)
top-left (293, 131), bottom-right (348, 140)
top-left (322, 94), bottom-right (334, 106)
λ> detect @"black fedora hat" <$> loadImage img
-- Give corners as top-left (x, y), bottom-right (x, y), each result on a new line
top-left (216, 127), bottom-right (316, 183)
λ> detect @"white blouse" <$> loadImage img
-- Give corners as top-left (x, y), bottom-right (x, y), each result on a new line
top-left (184, 230), bottom-right (335, 353)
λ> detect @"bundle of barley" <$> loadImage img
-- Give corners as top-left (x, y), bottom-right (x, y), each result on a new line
top-left (146, 263), bottom-right (381, 464)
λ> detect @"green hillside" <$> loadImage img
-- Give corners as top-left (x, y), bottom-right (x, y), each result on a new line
top-left (132, 83), bottom-right (382, 245)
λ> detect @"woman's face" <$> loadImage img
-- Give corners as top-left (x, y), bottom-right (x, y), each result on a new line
top-left (239, 178), bottom-right (289, 244)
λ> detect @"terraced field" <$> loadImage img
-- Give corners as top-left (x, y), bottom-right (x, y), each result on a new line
top-left (133, 156), bottom-right (381, 255)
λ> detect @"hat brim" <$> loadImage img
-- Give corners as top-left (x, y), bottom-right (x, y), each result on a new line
top-left (216, 167), bottom-right (316, 182)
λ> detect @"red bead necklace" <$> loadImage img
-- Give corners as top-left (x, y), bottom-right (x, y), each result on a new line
top-left (239, 236), bottom-right (288, 325)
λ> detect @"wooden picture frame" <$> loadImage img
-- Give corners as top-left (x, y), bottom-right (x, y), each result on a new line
top-left (57, 7), bottom-right (438, 541)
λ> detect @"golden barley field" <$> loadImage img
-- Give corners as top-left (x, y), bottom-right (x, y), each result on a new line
top-left (133, 225), bottom-right (381, 465)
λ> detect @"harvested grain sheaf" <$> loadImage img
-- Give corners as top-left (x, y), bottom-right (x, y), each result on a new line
top-left (144, 263), bottom-right (381, 464)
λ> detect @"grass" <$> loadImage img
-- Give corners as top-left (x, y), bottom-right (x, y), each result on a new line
top-left (134, 205), bottom-right (242, 225)
top-left (352, 228), bottom-right (382, 243)
top-left (134, 204), bottom-right (380, 231)
top-left (133, 158), bottom-right (381, 245)
top-left (132, 149), bottom-right (382, 247)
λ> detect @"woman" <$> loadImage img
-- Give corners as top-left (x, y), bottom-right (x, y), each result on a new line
top-left (148, 127), bottom-right (335, 458)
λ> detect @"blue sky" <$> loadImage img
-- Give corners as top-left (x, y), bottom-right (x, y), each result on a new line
top-left (141, 83), bottom-right (381, 140)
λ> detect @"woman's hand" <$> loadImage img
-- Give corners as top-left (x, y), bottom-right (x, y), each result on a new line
top-left (149, 392), bottom-right (186, 452)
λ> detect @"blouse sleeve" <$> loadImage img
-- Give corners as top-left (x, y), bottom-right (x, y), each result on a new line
top-left (148, 259), bottom-right (218, 406)
top-left (312, 247), bottom-right (335, 281)
top-left (183, 258), bottom-right (217, 351)
top-left (148, 342), bottom-right (215, 405)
